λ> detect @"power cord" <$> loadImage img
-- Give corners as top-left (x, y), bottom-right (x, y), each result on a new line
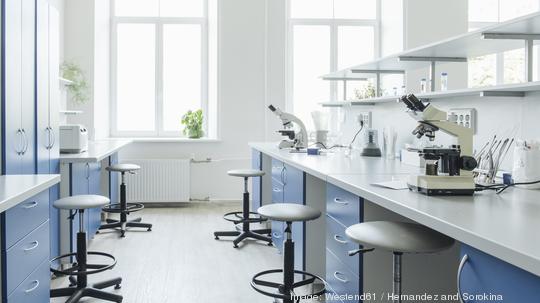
top-left (309, 121), bottom-right (365, 150)
top-left (475, 179), bottom-right (540, 194)
top-left (348, 120), bottom-right (365, 149)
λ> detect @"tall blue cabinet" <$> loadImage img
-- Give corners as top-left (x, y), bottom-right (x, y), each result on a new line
top-left (1, 0), bottom-right (59, 301)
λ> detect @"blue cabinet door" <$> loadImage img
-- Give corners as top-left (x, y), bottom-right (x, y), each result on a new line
top-left (459, 244), bottom-right (540, 302)
top-left (251, 150), bottom-right (262, 210)
top-left (88, 162), bottom-right (102, 237)
top-left (283, 164), bottom-right (305, 270)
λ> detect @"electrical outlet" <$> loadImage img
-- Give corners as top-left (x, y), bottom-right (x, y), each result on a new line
top-left (357, 111), bottom-right (372, 128)
top-left (448, 108), bottom-right (476, 134)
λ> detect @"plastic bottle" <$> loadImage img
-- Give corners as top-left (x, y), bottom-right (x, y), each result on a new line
top-left (420, 78), bottom-right (427, 93)
top-left (441, 72), bottom-right (448, 91)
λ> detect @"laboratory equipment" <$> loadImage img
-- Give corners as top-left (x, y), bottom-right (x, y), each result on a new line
top-left (474, 135), bottom-right (514, 184)
top-left (383, 126), bottom-right (397, 159)
top-left (420, 78), bottom-right (427, 93)
top-left (440, 72), bottom-right (448, 91)
top-left (360, 129), bottom-right (382, 157)
top-left (512, 140), bottom-right (540, 189)
top-left (268, 105), bottom-right (308, 150)
top-left (400, 94), bottom-right (477, 195)
top-left (59, 124), bottom-right (88, 153)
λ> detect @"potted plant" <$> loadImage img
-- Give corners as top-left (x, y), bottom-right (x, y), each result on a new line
top-left (181, 109), bottom-right (204, 139)
top-left (61, 62), bottom-right (90, 104)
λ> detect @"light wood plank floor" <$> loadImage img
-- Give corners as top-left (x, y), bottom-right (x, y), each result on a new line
top-left (51, 203), bottom-right (283, 303)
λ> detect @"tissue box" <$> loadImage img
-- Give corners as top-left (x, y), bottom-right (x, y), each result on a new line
top-left (401, 149), bottom-right (425, 167)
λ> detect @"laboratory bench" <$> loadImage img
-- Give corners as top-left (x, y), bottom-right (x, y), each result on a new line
top-left (58, 139), bottom-right (132, 265)
top-left (250, 142), bottom-right (540, 302)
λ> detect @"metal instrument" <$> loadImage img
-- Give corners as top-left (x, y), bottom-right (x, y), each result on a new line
top-left (400, 94), bottom-right (477, 195)
top-left (268, 105), bottom-right (308, 150)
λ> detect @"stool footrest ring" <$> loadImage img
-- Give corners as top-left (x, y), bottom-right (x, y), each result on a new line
top-left (251, 269), bottom-right (326, 300)
top-left (102, 202), bottom-right (145, 214)
top-left (223, 211), bottom-right (267, 224)
top-left (50, 251), bottom-right (117, 276)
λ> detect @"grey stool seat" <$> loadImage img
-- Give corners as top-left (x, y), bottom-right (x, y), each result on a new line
top-left (227, 169), bottom-right (265, 178)
top-left (106, 163), bottom-right (141, 173)
top-left (54, 195), bottom-right (110, 210)
top-left (345, 221), bottom-right (454, 253)
top-left (258, 203), bottom-right (321, 222)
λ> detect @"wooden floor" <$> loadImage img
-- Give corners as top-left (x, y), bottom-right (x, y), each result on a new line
top-left (51, 203), bottom-right (284, 303)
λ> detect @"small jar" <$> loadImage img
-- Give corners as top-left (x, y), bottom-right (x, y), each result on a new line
top-left (420, 78), bottom-right (427, 93)
top-left (441, 72), bottom-right (448, 91)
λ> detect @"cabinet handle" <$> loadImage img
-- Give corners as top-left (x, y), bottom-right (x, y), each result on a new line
top-left (272, 187), bottom-right (282, 193)
top-left (333, 234), bottom-right (348, 244)
top-left (15, 129), bottom-right (24, 155)
top-left (457, 254), bottom-right (469, 303)
top-left (24, 241), bottom-right (39, 252)
top-left (282, 166), bottom-right (287, 185)
top-left (333, 271), bottom-right (349, 283)
top-left (24, 280), bottom-right (40, 293)
top-left (50, 127), bottom-right (56, 148)
top-left (22, 201), bottom-right (38, 209)
top-left (272, 232), bottom-right (282, 239)
top-left (21, 129), bottom-right (28, 155)
top-left (333, 197), bottom-right (349, 205)
top-left (45, 126), bottom-right (53, 149)
top-left (86, 163), bottom-right (90, 179)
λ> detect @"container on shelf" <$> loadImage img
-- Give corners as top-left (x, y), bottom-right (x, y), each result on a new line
top-left (420, 78), bottom-right (427, 93)
top-left (441, 72), bottom-right (448, 91)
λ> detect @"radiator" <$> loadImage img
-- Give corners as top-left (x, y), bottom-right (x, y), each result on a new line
top-left (123, 159), bottom-right (190, 203)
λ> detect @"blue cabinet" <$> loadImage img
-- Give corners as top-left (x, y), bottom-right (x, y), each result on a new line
top-left (36, 0), bottom-right (60, 268)
top-left (459, 244), bottom-right (540, 302)
top-left (1, 0), bottom-right (36, 175)
top-left (251, 150), bottom-right (262, 211)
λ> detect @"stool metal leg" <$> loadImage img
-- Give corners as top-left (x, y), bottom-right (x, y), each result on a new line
top-left (282, 222), bottom-right (294, 303)
top-left (393, 252), bottom-right (403, 303)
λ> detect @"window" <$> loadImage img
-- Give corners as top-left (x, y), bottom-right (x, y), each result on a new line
top-left (112, 0), bottom-right (217, 137)
top-left (288, 0), bottom-right (379, 130)
top-left (468, 0), bottom-right (539, 87)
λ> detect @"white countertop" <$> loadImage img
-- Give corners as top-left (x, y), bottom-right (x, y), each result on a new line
top-left (0, 174), bottom-right (61, 213)
top-left (250, 142), bottom-right (540, 277)
top-left (59, 139), bottom-right (132, 163)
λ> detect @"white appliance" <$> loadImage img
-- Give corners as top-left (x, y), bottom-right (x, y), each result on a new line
top-left (59, 124), bottom-right (88, 153)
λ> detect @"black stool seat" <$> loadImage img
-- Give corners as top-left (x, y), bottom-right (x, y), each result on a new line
top-left (50, 195), bottom-right (123, 303)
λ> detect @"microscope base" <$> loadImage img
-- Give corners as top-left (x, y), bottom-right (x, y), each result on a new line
top-left (408, 175), bottom-right (475, 196)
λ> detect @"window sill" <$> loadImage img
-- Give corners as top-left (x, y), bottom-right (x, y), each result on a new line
top-left (114, 137), bottom-right (221, 143)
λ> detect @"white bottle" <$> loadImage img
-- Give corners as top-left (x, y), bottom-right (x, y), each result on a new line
top-left (441, 72), bottom-right (448, 91)
top-left (420, 78), bottom-right (427, 93)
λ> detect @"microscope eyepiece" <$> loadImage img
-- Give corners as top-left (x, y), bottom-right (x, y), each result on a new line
top-left (406, 94), bottom-right (426, 112)
top-left (400, 95), bottom-right (416, 111)
top-left (268, 105), bottom-right (277, 112)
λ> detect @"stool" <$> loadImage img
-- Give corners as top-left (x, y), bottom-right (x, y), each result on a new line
top-left (214, 169), bottom-right (272, 248)
top-left (50, 195), bottom-right (123, 303)
top-left (251, 203), bottom-right (326, 303)
top-left (99, 163), bottom-right (152, 237)
top-left (345, 221), bottom-right (455, 303)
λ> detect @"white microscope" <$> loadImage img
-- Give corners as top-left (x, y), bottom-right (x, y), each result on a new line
top-left (400, 94), bottom-right (477, 195)
top-left (268, 105), bottom-right (308, 150)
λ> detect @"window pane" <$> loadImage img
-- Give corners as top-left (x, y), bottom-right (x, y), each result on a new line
top-left (468, 55), bottom-right (496, 88)
top-left (290, 0), bottom-right (333, 18)
top-left (468, 0), bottom-right (498, 22)
top-left (504, 48), bottom-right (525, 83)
top-left (334, 0), bottom-right (376, 19)
top-left (293, 25), bottom-right (330, 130)
top-left (116, 24), bottom-right (156, 131)
top-left (115, 0), bottom-right (158, 17)
top-left (160, 0), bottom-right (204, 17)
top-left (499, 0), bottom-right (538, 21)
top-left (337, 26), bottom-right (374, 70)
top-left (163, 24), bottom-right (202, 132)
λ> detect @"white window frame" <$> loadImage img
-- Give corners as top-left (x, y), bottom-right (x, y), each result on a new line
top-left (110, 0), bottom-right (210, 137)
top-left (285, 0), bottom-right (381, 113)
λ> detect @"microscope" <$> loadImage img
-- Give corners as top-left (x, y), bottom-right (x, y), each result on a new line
top-left (268, 105), bottom-right (308, 150)
top-left (400, 94), bottom-right (477, 195)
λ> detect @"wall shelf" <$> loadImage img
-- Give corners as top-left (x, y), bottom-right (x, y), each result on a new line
top-left (323, 11), bottom-right (540, 79)
top-left (59, 77), bottom-right (74, 86)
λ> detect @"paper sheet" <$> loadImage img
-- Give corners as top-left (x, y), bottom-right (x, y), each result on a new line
top-left (371, 180), bottom-right (409, 190)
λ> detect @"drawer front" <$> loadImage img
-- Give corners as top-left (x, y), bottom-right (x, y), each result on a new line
top-left (4, 190), bottom-right (49, 249)
top-left (271, 159), bottom-right (284, 184)
top-left (5, 220), bottom-right (50, 295)
top-left (326, 215), bottom-right (360, 278)
top-left (327, 184), bottom-right (361, 228)
top-left (7, 259), bottom-right (50, 303)
top-left (272, 221), bottom-right (284, 253)
top-left (326, 249), bottom-right (361, 303)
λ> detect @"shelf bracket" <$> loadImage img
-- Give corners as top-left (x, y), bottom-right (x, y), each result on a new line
top-left (482, 33), bottom-right (540, 82)
top-left (480, 91), bottom-right (525, 97)
top-left (350, 69), bottom-right (405, 97)
top-left (398, 56), bottom-right (467, 92)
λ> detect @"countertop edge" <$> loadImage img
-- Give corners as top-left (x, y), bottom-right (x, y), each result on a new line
top-left (60, 139), bottom-right (132, 163)
top-left (0, 175), bottom-right (61, 213)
